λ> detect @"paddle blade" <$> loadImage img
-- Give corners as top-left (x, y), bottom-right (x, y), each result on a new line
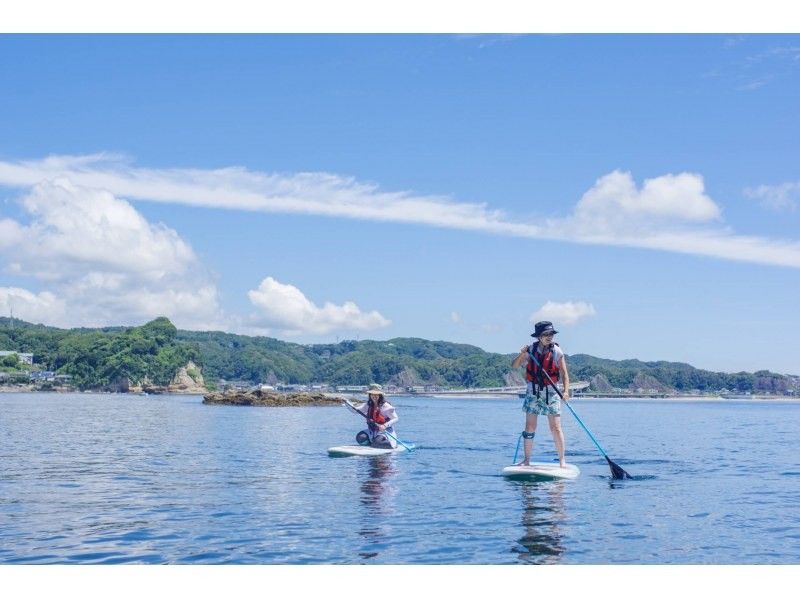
top-left (606, 456), bottom-right (632, 480)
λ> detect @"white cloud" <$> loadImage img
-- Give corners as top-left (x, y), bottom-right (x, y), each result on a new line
top-left (0, 179), bottom-right (225, 329)
top-left (13, 179), bottom-right (198, 281)
top-left (1, 154), bottom-right (800, 268)
top-left (744, 182), bottom-right (799, 212)
top-left (0, 287), bottom-right (66, 325)
top-left (531, 301), bottom-right (596, 326)
top-left (247, 277), bottom-right (391, 335)
top-left (450, 311), bottom-right (462, 324)
top-left (0, 218), bottom-right (25, 248)
top-left (570, 170), bottom-right (721, 230)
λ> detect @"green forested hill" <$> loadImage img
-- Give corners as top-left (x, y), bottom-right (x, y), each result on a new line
top-left (567, 354), bottom-right (792, 393)
top-left (1, 317), bottom-right (796, 393)
top-left (0, 317), bottom-right (199, 389)
top-left (175, 331), bottom-right (511, 388)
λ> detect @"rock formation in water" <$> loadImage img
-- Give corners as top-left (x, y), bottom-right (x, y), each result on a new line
top-left (202, 388), bottom-right (342, 406)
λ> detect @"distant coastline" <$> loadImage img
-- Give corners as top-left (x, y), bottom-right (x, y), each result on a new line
top-left (3, 317), bottom-right (798, 399)
top-left (2, 389), bottom-right (798, 404)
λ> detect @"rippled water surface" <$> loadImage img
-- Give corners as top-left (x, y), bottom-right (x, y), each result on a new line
top-left (1, 393), bottom-right (799, 564)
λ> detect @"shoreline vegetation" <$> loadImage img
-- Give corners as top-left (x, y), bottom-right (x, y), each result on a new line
top-left (1, 316), bottom-right (798, 399)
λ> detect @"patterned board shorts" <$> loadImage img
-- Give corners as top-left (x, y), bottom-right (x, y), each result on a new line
top-left (522, 392), bottom-right (562, 416)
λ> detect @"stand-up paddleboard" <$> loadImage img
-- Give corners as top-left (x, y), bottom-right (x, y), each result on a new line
top-left (502, 462), bottom-right (580, 480)
top-left (328, 444), bottom-right (414, 457)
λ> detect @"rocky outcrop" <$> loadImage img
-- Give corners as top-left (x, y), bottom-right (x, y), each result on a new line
top-left (169, 361), bottom-right (206, 394)
top-left (203, 388), bottom-right (342, 406)
top-left (590, 374), bottom-right (613, 392)
top-left (389, 367), bottom-right (424, 387)
top-left (127, 361), bottom-right (207, 394)
top-left (504, 370), bottom-right (525, 386)
top-left (629, 373), bottom-right (671, 393)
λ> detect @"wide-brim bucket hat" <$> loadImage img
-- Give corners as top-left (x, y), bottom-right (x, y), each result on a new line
top-left (531, 321), bottom-right (558, 337)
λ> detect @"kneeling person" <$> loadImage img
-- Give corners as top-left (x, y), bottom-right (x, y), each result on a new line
top-left (355, 384), bottom-right (399, 448)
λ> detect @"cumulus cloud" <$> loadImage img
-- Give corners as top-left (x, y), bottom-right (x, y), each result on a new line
top-left (0, 287), bottom-right (67, 325)
top-left (0, 179), bottom-right (224, 329)
top-left (0, 218), bottom-right (25, 248)
top-left (13, 178), bottom-right (198, 281)
top-left (247, 277), bottom-right (391, 335)
top-left (744, 182), bottom-right (799, 212)
top-left (571, 170), bottom-right (721, 227)
top-left (531, 301), bottom-right (597, 326)
top-left (1, 154), bottom-right (800, 268)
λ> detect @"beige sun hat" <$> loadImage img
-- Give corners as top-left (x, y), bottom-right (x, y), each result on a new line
top-left (367, 383), bottom-right (384, 396)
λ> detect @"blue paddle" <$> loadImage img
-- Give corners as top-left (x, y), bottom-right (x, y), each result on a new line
top-left (342, 399), bottom-right (414, 452)
top-left (528, 351), bottom-right (632, 480)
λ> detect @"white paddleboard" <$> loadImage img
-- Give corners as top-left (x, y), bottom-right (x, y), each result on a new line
top-left (502, 462), bottom-right (580, 480)
top-left (328, 444), bottom-right (413, 457)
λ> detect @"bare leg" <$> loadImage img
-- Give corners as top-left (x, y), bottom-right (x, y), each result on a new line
top-left (521, 413), bottom-right (538, 466)
top-left (548, 414), bottom-right (566, 467)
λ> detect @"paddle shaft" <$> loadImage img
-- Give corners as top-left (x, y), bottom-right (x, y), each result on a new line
top-left (528, 349), bottom-right (630, 478)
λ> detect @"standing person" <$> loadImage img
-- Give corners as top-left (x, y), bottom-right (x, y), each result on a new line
top-left (511, 321), bottom-right (571, 468)
top-left (355, 383), bottom-right (399, 449)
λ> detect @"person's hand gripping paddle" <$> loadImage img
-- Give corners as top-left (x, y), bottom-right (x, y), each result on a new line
top-left (342, 399), bottom-right (414, 452)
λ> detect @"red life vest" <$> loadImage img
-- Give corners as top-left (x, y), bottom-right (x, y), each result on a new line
top-left (526, 342), bottom-right (561, 387)
top-left (367, 400), bottom-right (388, 430)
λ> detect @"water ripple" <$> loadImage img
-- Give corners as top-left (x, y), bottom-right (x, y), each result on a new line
top-left (1, 393), bottom-right (799, 563)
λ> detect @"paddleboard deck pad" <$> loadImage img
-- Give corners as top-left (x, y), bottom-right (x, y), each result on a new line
top-left (328, 444), bottom-right (413, 457)
top-left (502, 462), bottom-right (580, 479)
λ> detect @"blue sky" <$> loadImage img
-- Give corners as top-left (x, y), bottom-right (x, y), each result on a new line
top-left (1, 34), bottom-right (799, 374)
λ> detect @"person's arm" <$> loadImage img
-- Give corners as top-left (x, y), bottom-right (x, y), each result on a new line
top-left (380, 404), bottom-right (398, 429)
top-left (511, 345), bottom-right (529, 368)
top-left (560, 354), bottom-right (570, 400)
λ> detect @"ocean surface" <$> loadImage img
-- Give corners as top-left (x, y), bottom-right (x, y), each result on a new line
top-left (1, 392), bottom-right (799, 564)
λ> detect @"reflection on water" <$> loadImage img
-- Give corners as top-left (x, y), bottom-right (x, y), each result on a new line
top-left (512, 481), bottom-right (567, 564)
top-left (358, 457), bottom-right (397, 560)
top-left (4, 394), bottom-right (800, 564)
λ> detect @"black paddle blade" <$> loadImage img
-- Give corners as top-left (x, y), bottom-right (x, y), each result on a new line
top-left (606, 456), bottom-right (632, 480)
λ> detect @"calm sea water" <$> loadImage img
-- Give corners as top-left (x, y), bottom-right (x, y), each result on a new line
top-left (1, 392), bottom-right (798, 564)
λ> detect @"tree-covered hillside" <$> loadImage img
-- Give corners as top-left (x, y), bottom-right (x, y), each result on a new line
top-left (176, 331), bottom-right (513, 388)
top-left (1, 317), bottom-right (797, 393)
top-left (567, 354), bottom-right (792, 393)
top-left (0, 317), bottom-right (199, 389)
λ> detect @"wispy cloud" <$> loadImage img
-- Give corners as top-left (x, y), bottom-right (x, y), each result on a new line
top-left (723, 35), bottom-right (748, 49)
top-left (735, 44), bottom-right (800, 91)
top-left (2, 155), bottom-right (800, 268)
top-left (453, 34), bottom-right (527, 49)
top-left (531, 301), bottom-right (596, 326)
top-left (744, 181), bottom-right (799, 212)
top-left (247, 277), bottom-right (390, 335)
top-left (736, 77), bottom-right (772, 91)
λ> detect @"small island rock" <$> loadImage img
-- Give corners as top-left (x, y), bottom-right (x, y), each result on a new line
top-left (202, 388), bottom-right (343, 406)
